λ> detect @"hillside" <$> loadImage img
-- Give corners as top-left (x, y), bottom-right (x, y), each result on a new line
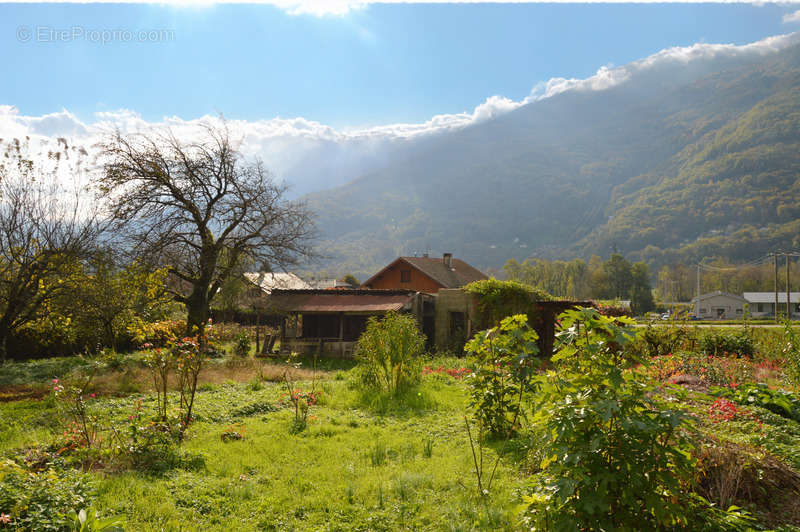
top-left (307, 39), bottom-right (800, 278)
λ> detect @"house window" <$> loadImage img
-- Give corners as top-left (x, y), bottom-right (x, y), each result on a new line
top-left (736, 309), bottom-right (742, 314)
top-left (757, 303), bottom-right (764, 313)
top-left (400, 270), bottom-right (411, 283)
top-left (700, 308), bottom-right (707, 314)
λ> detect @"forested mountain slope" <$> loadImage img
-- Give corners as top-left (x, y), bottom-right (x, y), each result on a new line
top-left (307, 40), bottom-right (800, 278)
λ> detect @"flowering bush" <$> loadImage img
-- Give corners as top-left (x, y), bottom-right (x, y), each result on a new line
top-left (708, 398), bottom-right (744, 422)
top-left (647, 352), bottom-right (755, 388)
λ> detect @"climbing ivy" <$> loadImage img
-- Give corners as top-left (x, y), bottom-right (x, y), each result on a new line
top-left (464, 279), bottom-right (553, 328)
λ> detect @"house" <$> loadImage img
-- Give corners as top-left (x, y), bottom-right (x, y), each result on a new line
top-left (691, 291), bottom-right (749, 320)
top-left (743, 292), bottom-right (800, 318)
top-left (362, 253), bottom-right (488, 294)
top-left (266, 289), bottom-right (435, 357)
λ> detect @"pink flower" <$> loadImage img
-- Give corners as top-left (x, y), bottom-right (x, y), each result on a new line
top-left (52, 378), bottom-right (59, 384)
top-left (0, 513), bottom-right (10, 524)
top-left (90, 393), bottom-right (96, 398)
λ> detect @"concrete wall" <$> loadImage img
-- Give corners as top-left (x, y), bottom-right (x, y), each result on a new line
top-left (434, 289), bottom-right (477, 351)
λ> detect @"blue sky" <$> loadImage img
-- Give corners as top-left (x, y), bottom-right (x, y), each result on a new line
top-left (2, 2), bottom-right (799, 128)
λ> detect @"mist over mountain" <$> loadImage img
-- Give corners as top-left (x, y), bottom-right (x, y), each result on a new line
top-left (306, 33), bottom-right (800, 279)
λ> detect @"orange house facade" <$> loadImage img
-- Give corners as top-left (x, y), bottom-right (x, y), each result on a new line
top-left (362, 253), bottom-right (488, 294)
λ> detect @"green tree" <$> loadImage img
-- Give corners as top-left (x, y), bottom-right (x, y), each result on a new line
top-left (603, 253), bottom-right (633, 299)
top-left (0, 162), bottom-right (102, 360)
top-left (630, 262), bottom-right (655, 315)
top-left (73, 253), bottom-right (172, 350)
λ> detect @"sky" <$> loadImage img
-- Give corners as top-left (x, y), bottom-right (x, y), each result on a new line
top-left (1, 1), bottom-right (800, 193)
top-left (2, 2), bottom-right (799, 127)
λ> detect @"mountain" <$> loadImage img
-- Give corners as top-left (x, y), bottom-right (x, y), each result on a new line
top-left (305, 37), bottom-right (800, 279)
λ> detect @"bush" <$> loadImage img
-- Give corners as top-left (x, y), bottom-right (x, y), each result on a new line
top-left (523, 308), bottom-right (694, 530)
top-left (464, 314), bottom-right (539, 438)
top-left (354, 312), bottom-right (425, 394)
top-left (233, 331), bottom-right (252, 358)
top-left (629, 323), bottom-right (690, 357)
top-left (699, 329), bottom-right (755, 357)
top-left (0, 457), bottom-right (94, 532)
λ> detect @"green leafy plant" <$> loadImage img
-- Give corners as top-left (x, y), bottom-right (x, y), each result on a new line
top-left (522, 307), bottom-right (695, 530)
top-left (699, 329), bottom-right (755, 357)
top-left (70, 507), bottom-right (125, 532)
top-left (232, 331), bottom-right (252, 358)
top-left (355, 312), bottom-right (425, 395)
top-left (464, 314), bottom-right (539, 438)
top-left (712, 382), bottom-right (800, 421)
top-left (781, 319), bottom-right (800, 387)
top-left (0, 458), bottom-right (94, 532)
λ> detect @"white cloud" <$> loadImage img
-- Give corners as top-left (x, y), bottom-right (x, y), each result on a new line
top-left (2, 31), bottom-right (799, 194)
top-left (784, 9), bottom-right (800, 24)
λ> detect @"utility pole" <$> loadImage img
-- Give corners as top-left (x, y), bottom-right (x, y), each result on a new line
top-left (775, 253), bottom-right (779, 319)
top-left (788, 254), bottom-right (792, 320)
top-left (695, 264), bottom-right (700, 318)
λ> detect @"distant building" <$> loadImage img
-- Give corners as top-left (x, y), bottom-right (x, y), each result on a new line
top-left (743, 292), bottom-right (800, 318)
top-left (691, 291), bottom-right (749, 320)
top-left (266, 289), bottom-right (433, 357)
top-left (362, 253), bottom-right (487, 294)
top-left (243, 272), bottom-right (310, 295)
top-left (306, 279), bottom-right (359, 290)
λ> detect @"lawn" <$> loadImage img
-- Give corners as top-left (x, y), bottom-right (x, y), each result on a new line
top-left (1, 359), bottom-right (525, 531)
top-left (4, 317), bottom-right (800, 530)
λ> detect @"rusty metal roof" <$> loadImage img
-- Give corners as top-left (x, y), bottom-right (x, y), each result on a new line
top-left (267, 289), bottom-right (418, 313)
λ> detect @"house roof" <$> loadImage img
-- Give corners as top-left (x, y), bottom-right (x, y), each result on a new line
top-left (244, 272), bottom-right (310, 294)
top-left (307, 279), bottom-right (358, 290)
top-left (744, 292), bottom-right (800, 304)
top-left (690, 291), bottom-right (749, 304)
top-left (363, 256), bottom-right (488, 289)
top-left (267, 289), bottom-right (418, 313)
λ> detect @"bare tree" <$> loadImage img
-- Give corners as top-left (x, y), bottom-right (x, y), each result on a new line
top-left (97, 124), bottom-right (315, 336)
top-left (0, 164), bottom-right (102, 360)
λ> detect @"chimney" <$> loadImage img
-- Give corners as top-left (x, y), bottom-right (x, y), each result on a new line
top-left (443, 252), bottom-right (453, 269)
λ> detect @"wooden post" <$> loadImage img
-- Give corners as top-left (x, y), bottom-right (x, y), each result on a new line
top-left (280, 315), bottom-right (287, 354)
top-left (788, 254), bottom-right (792, 320)
top-left (775, 253), bottom-right (779, 319)
top-left (339, 312), bottom-right (345, 357)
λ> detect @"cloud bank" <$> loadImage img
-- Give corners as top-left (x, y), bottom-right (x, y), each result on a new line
top-left (2, 31), bottom-right (798, 195)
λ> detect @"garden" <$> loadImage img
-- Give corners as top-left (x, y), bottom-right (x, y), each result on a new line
top-left (2, 311), bottom-right (800, 531)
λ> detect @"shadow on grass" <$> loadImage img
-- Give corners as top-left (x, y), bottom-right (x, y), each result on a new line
top-left (353, 385), bottom-right (438, 417)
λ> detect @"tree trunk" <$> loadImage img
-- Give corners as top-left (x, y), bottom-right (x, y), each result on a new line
top-left (186, 286), bottom-right (209, 338)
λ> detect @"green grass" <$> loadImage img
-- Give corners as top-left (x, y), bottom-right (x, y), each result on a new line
top-left (0, 365), bottom-right (523, 531)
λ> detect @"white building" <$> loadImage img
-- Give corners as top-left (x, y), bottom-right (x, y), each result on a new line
top-left (743, 292), bottom-right (800, 318)
top-left (691, 291), bottom-right (749, 320)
